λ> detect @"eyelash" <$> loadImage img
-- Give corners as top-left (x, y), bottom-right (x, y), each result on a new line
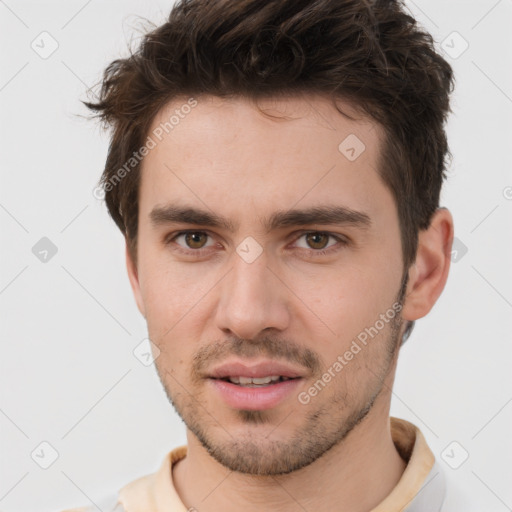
top-left (165, 230), bottom-right (348, 258)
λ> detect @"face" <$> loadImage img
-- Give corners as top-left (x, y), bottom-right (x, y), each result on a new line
top-left (129, 94), bottom-right (408, 475)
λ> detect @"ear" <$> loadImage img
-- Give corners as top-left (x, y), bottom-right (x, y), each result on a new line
top-left (125, 240), bottom-right (146, 318)
top-left (401, 208), bottom-right (454, 321)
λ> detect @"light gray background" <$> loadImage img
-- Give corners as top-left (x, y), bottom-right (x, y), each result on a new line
top-left (1, 1), bottom-right (511, 511)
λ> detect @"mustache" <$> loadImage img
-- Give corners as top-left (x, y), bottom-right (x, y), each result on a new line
top-left (192, 335), bottom-right (323, 377)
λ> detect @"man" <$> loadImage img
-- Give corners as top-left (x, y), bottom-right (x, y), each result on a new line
top-left (64, 0), bottom-right (455, 510)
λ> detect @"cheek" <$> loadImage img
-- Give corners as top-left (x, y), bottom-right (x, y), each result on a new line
top-left (140, 272), bottom-right (200, 377)
top-left (136, 256), bottom-right (221, 369)
top-left (137, 262), bottom-right (193, 343)
top-left (138, 247), bottom-right (205, 316)
top-left (305, 262), bottom-right (401, 345)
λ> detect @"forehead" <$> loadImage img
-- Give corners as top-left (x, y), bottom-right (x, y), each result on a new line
top-left (146, 94), bottom-right (381, 159)
top-left (139, 94), bottom-right (393, 231)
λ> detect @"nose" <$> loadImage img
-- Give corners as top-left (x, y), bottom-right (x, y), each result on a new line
top-left (214, 251), bottom-right (290, 340)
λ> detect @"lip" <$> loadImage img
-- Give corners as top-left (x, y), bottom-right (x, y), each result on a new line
top-left (209, 377), bottom-right (303, 410)
top-left (206, 359), bottom-right (306, 411)
top-left (208, 359), bottom-right (305, 379)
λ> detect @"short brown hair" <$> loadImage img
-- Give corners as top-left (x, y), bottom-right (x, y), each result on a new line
top-left (86, 0), bottom-right (454, 339)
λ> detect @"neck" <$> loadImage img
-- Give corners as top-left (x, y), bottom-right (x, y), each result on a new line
top-left (173, 399), bottom-right (406, 512)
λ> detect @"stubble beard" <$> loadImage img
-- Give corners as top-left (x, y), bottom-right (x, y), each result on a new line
top-left (155, 306), bottom-right (403, 476)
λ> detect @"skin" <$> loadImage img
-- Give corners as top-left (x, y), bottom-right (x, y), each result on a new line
top-left (126, 94), bottom-right (454, 512)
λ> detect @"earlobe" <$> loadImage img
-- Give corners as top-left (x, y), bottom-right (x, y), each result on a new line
top-left (401, 208), bottom-right (454, 322)
top-left (125, 241), bottom-right (146, 318)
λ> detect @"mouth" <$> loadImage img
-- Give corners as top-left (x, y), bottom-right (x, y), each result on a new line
top-left (207, 359), bottom-right (305, 381)
top-left (216, 375), bottom-right (298, 387)
top-left (206, 360), bottom-right (305, 410)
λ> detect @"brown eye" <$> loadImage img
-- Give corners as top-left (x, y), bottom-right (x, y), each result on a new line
top-left (305, 232), bottom-right (330, 250)
top-left (292, 231), bottom-right (347, 257)
top-left (166, 230), bottom-right (217, 255)
top-left (184, 232), bottom-right (208, 249)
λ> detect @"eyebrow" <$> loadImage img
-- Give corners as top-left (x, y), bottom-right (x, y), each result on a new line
top-left (150, 204), bottom-right (372, 233)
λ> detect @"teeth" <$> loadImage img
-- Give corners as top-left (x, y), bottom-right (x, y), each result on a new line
top-left (228, 375), bottom-right (285, 386)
